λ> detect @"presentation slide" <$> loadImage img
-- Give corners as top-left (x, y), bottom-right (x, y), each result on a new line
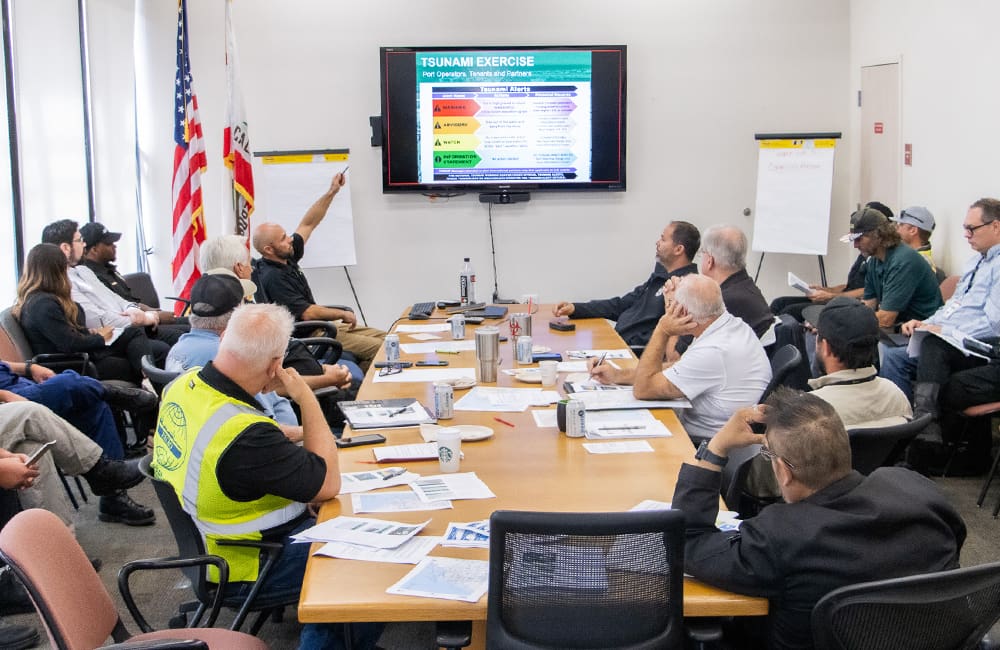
top-left (414, 51), bottom-right (593, 184)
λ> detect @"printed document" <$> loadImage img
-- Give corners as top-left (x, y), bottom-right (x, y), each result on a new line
top-left (583, 410), bottom-right (673, 439)
top-left (292, 516), bottom-right (430, 549)
top-left (373, 443), bottom-right (440, 463)
top-left (313, 536), bottom-right (441, 564)
top-left (338, 399), bottom-right (435, 428)
top-left (339, 467), bottom-right (419, 494)
top-left (372, 368), bottom-right (477, 384)
top-left (351, 492), bottom-right (452, 514)
top-left (386, 556), bottom-right (489, 603)
top-left (564, 381), bottom-right (690, 410)
top-left (566, 349), bottom-right (632, 360)
top-left (400, 340), bottom-right (476, 354)
top-left (787, 271), bottom-right (813, 295)
top-left (583, 441), bottom-right (655, 454)
top-left (396, 324), bottom-right (451, 333)
top-left (410, 472), bottom-right (496, 503)
top-left (908, 327), bottom-right (991, 360)
top-left (454, 386), bottom-right (560, 412)
top-left (441, 520), bottom-right (490, 548)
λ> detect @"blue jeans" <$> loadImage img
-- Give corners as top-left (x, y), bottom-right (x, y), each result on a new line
top-left (879, 344), bottom-right (917, 402)
top-left (7, 370), bottom-right (123, 459)
top-left (224, 517), bottom-right (383, 650)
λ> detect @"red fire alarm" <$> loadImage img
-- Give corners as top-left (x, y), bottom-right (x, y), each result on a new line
top-left (904, 143), bottom-right (912, 166)
top-left (874, 122), bottom-right (884, 134)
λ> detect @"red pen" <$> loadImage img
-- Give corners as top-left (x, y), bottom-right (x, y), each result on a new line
top-left (494, 417), bottom-right (515, 428)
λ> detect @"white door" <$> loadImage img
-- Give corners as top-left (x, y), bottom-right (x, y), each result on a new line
top-left (860, 63), bottom-right (900, 211)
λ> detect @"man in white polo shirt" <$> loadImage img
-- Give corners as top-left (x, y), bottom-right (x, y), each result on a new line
top-left (590, 274), bottom-right (771, 445)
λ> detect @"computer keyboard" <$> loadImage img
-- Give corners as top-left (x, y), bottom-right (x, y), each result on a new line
top-left (408, 301), bottom-right (436, 320)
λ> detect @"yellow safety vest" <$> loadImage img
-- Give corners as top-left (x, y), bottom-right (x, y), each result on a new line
top-left (152, 368), bottom-right (306, 583)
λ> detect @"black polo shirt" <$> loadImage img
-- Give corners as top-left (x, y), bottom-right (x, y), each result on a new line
top-left (255, 233), bottom-right (315, 320)
top-left (720, 269), bottom-right (774, 338)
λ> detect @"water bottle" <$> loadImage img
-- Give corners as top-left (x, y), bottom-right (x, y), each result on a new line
top-left (459, 257), bottom-right (476, 305)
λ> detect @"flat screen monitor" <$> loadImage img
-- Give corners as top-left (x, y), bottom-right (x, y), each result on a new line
top-left (379, 45), bottom-right (627, 197)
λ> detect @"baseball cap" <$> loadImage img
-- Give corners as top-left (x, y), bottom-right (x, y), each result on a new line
top-left (204, 267), bottom-right (257, 300)
top-left (839, 207), bottom-right (888, 243)
top-left (892, 206), bottom-right (936, 232)
top-left (189, 274), bottom-right (244, 317)
top-left (803, 296), bottom-right (879, 349)
top-left (79, 222), bottom-right (122, 248)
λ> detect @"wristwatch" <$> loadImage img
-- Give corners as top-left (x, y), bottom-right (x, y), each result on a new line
top-left (695, 440), bottom-right (728, 467)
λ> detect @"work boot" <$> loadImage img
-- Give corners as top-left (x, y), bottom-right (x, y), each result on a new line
top-left (98, 490), bottom-right (155, 526)
top-left (912, 381), bottom-right (942, 441)
top-left (101, 381), bottom-right (158, 411)
top-left (0, 566), bottom-right (35, 615)
top-left (0, 621), bottom-right (38, 650)
top-left (82, 457), bottom-right (144, 496)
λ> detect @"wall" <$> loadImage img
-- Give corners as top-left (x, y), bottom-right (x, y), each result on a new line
top-left (849, 0), bottom-right (1000, 274)
top-left (4, 0), bottom-right (854, 324)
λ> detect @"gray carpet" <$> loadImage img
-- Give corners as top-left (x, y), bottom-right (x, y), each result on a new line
top-left (4, 469), bottom-right (1000, 649)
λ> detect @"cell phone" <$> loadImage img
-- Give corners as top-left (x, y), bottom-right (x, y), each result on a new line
top-left (549, 320), bottom-right (576, 332)
top-left (373, 361), bottom-right (413, 368)
top-left (24, 441), bottom-right (56, 467)
top-left (335, 433), bottom-right (387, 448)
top-left (416, 360), bottom-right (449, 366)
top-left (436, 300), bottom-right (461, 308)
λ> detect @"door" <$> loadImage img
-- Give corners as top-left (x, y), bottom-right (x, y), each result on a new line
top-left (860, 63), bottom-right (900, 211)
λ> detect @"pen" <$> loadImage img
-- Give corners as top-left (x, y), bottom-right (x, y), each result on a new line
top-left (381, 468), bottom-right (406, 480)
top-left (598, 426), bottom-right (645, 431)
top-left (494, 417), bottom-right (515, 428)
top-left (341, 166), bottom-right (350, 175)
top-left (594, 352), bottom-right (609, 368)
top-left (435, 349), bottom-right (460, 354)
top-left (387, 407), bottom-right (409, 418)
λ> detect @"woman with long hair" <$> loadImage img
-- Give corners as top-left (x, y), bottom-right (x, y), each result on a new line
top-left (14, 243), bottom-right (153, 384)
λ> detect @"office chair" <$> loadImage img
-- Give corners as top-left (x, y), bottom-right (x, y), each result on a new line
top-left (122, 271), bottom-right (191, 315)
top-left (0, 508), bottom-right (267, 650)
top-left (846, 413), bottom-right (932, 475)
top-left (139, 456), bottom-right (294, 635)
top-left (486, 509), bottom-right (685, 649)
top-left (141, 354), bottom-right (181, 397)
top-left (760, 344), bottom-right (803, 403)
top-left (811, 561), bottom-right (1000, 650)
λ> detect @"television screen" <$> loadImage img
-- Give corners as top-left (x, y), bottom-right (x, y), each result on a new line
top-left (380, 45), bottom-right (627, 196)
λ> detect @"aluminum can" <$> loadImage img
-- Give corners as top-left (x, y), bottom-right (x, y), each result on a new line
top-left (384, 334), bottom-right (400, 362)
top-left (450, 314), bottom-right (466, 340)
top-left (434, 382), bottom-right (454, 420)
top-left (516, 335), bottom-right (534, 364)
top-left (565, 399), bottom-right (586, 438)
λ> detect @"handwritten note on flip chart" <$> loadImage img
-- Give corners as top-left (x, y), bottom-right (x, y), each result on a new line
top-left (751, 139), bottom-right (837, 256)
top-left (253, 149), bottom-right (356, 268)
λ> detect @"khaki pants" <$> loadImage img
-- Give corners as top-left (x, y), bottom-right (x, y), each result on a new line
top-left (337, 324), bottom-right (386, 371)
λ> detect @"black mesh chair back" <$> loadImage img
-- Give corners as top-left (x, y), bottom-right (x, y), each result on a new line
top-left (761, 344), bottom-right (803, 403)
top-left (141, 354), bottom-right (181, 397)
top-left (847, 413), bottom-right (932, 475)
top-left (812, 561), bottom-right (1000, 650)
top-left (487, 510), bottom-right (685, 650)
top-left (122, 272), bottom-right (161, 309)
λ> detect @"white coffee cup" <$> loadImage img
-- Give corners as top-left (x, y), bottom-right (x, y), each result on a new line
top-left (521, 293), bottom-right (539, 306)
top-left (539, 360), bottom-right (558, 387)
top-left (437, 427), bottom-right (462, 473)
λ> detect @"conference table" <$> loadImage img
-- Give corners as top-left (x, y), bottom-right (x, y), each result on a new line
top-left (299, 304), bottom-right (767, 646)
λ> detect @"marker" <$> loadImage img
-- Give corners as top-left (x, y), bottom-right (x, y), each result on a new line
top-left (494, 417), bottom-right (515, 428)
top-left (435, 349), bottom-right (460, 355)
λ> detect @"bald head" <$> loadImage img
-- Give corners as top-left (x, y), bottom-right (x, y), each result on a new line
top-left (675, 274), bottom-right (724, 323)
top-left (252, 222), bottom-right (296, 263)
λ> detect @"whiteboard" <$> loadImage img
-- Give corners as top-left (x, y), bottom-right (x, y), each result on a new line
top-left (252, 150), bottom-right (356, 268)
top-left (751, 139), bottom-right (837, 255)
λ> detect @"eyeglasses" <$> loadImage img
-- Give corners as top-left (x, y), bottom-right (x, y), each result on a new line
top-left (377, 364), bottom-right (404, 377)
top-left (964, 222), bottom-right (992, 235)
top-left (758, 444), bottom-right (796, 470)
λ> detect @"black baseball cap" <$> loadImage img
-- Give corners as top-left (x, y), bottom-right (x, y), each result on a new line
top-left (79, 222), bottom-right (122, 248)
top-left (840, 207), bottom-right (888, 243)
top-left (189, 274), bottom-right (244, 317)
top-left (804, 296), bottom-right (879, 349)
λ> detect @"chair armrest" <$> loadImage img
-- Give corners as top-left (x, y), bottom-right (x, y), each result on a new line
top-left (31, 352), bottom-right (92, 376)
top-left (214, 539), bottom-right (285, 631)
top-left (325, 304), bottom-right (354, 313)
top-left (164, 297), bottom-right (192, 317)
top-left (295, 336), bottom-right (343, 365)
top-left (103, 640), bottom-right (208, 650)
top-left (118, 556), bottom-right (230, 633)
top-left (294, 320), bottom-right (338, 339)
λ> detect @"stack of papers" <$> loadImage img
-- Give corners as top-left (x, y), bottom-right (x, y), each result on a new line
top-left (583, 441), bottom-right (655, 454)
top-left (631, 499), bottom-right (740, 531)
top-left (583, 410), bottom-right (673, 439)
top-left (564, 381), bottom-right (690, 410)
top-left (441, 520), bottom-right (490, 548)
top-left (313, 537), bottom-right (441, 564)
top-left (454, 386), bottom-right (560, 412)
top-left (351, 492), bottom-right (452, 513)
top-left (293, 516), bottom-right (430, 549)
top-left (373, 443), bottom-right (439, 463)
top-left (387, 556), bottom-right (489, 603)
top-left (410, 472), bottom-right (496, 502)
top-left (400, 341), bottom-right (476, 354)
top-left (338, 399), bottom-right (435, 429)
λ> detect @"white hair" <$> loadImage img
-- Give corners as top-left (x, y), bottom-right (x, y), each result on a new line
top-left (675, 275), bottom-right (724, 322)
top-left (200, 235), bottom-right (250, 271)
top-left (189, 312), bottom-right (233, 332)
top-left (218, 303), bottom-right (293, 373)
top-left (701, 225), bottom-right (747, 271)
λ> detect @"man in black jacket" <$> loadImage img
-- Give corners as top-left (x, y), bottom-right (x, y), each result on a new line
top-left (673, 387), bottom-right (965, 650)
top-left (552, 221), bottom-right (699, 347)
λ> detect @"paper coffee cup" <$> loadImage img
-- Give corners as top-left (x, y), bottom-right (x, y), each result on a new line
top-left (437, 427), bottom-right (462, 473)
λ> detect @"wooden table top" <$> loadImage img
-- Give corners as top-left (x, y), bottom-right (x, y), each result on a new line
top-left (299, 305), bottom-right (767, 623)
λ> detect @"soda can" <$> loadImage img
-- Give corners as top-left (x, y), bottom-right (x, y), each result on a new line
top-left (565, 399), bottom-right (586, 438)
top-left (434, 382), bottom-right (454, 420)
top-left (450, 314), bottom-right (466, 340)
top-left (384, 334), bottom-right (400, 362)
top-left (516, 335), bottom-right (533, 364)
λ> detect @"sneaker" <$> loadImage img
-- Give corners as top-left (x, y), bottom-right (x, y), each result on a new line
top-left (100, 381), bottom-right (158, 411)
top-left (0, 566), bottom-right (35, 615)
top-left (98, 491), bottom-right (156, 526)
top-left (0, 621), bottom-right (38, 650)
top-left (83, 457), bottom-right (144, 496)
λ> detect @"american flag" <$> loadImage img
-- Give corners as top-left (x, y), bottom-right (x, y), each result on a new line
top-left (171, 0), bottom-right (207, 313)
top-left (222, 0), bottom-right (254, 239)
